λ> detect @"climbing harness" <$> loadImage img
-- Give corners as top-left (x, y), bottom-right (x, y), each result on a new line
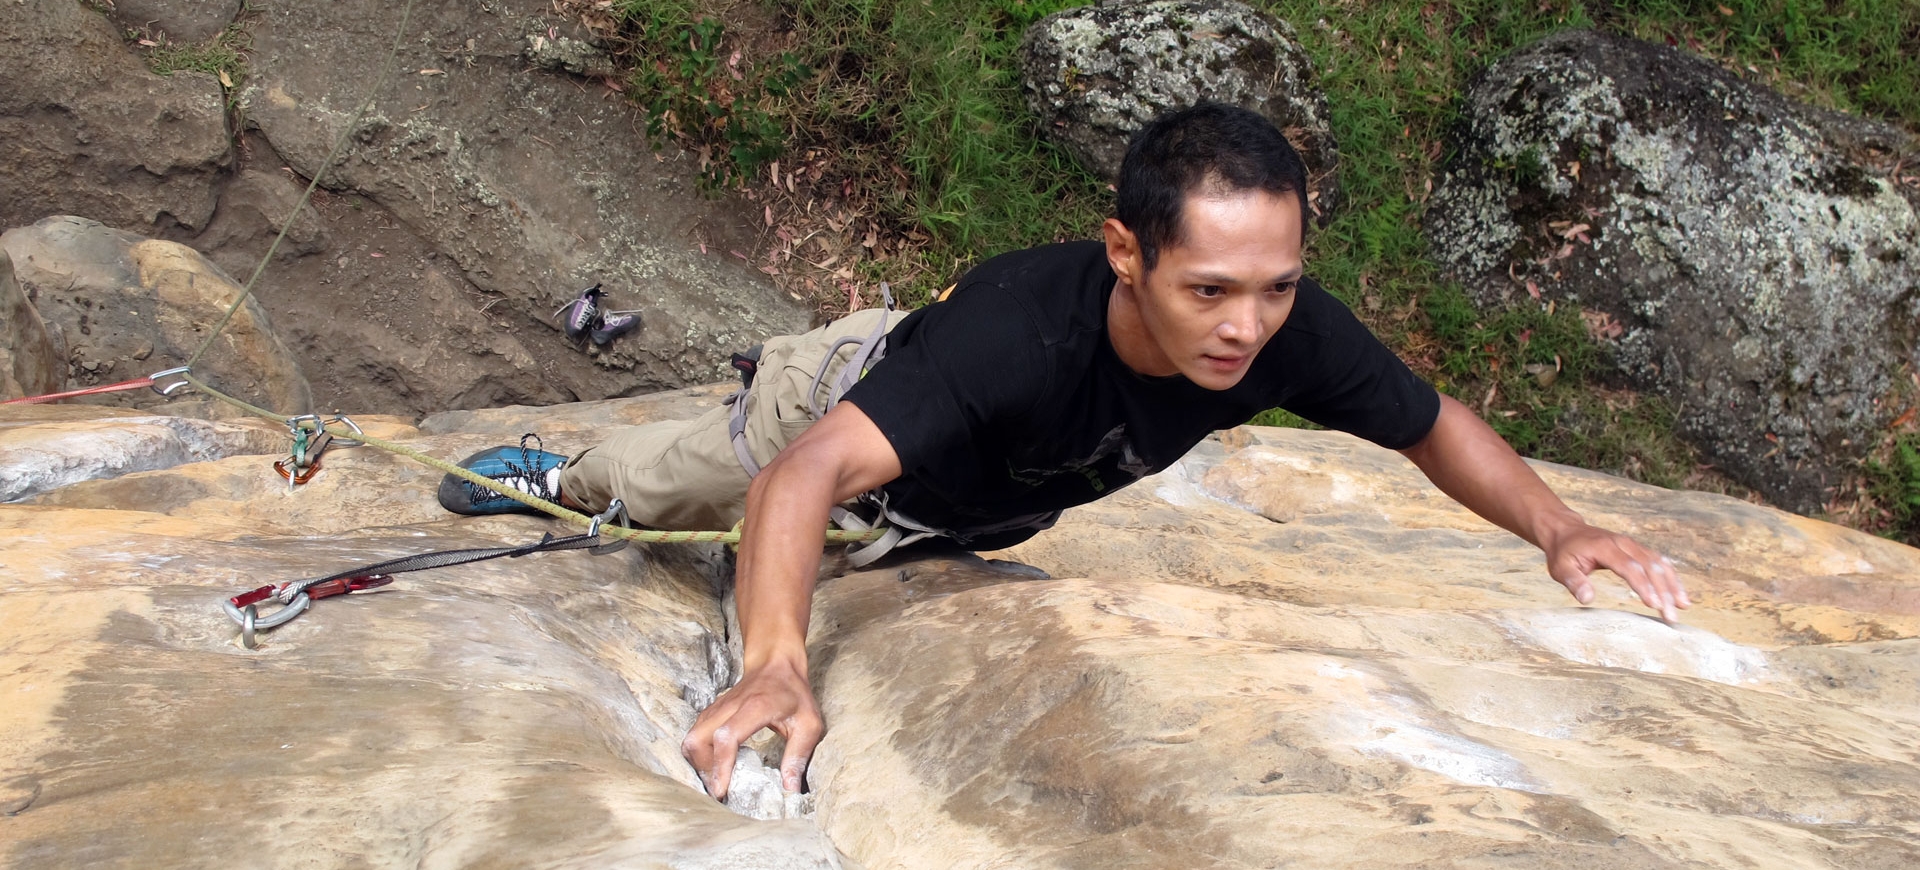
top-left (719, 284), bottom-right (984, 568)
top-left (222, 501), bottom-right (634, 648)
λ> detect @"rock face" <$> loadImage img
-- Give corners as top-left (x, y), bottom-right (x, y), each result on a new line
top-left (229, 0), bottom-right (809, 409)
top-left (107, 0), bottom-right (246, 44)
top-left (1424, 29), bottom-right (1920, 513)
top-left (1019, 0), bottom-right (1340, 218)
top-left (1, 216), bottom-right (311, 416)
top-left (0, 0), bottom-right (232, 234)
top-left (3, 0), bottom-right (809, 417)
top-left (5, 389), bottom-right (1920, 867)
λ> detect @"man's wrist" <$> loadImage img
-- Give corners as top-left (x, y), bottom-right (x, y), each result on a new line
top-left (741, 640), bottom-right (809, 677)
top-left (1530, 506), bottom-right (1590, 552)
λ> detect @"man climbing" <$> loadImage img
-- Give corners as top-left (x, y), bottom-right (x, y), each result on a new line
top-left (438, 102), bottom-right (1689, 802)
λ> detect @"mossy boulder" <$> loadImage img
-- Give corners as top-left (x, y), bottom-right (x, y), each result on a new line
top-left (1425, 29), bottom-right (1920, 513)
top-left (1019, 0), bottom-right (1340, 220)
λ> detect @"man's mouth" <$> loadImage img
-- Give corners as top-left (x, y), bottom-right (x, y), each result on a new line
top-left (1201, 353), bottom-right (1248, 372)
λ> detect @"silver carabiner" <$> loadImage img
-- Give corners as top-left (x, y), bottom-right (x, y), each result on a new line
top-left (222, 592), bottom-right (311, 649)
top-left (147, 366), bottom-right (193, 397)
top-left (326, 414), bottom-right (367, 447)
top-left (587, 499), bottom-right (627, 538)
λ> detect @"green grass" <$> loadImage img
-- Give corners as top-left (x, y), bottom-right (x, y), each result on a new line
top-left (609, 0), bottom-right (1919, 531)
top-left (774, 0), bottom-right (1111, 300)
top-left (132, 10), bottom-right (251, 89)
top-left (1867, 433), bottom-right (1920, 541)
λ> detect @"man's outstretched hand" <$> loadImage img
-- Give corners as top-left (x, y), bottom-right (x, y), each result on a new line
top-left (680, 658), bottom-right (823, 802)
top-left (1400, 395), bottom-right (1690, 623)
top-left (1540, 520), bottom-right (1690, 622)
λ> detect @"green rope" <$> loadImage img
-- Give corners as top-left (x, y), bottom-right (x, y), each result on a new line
top-left (186, 0), bottom-right (416, 370)
top-left (184, 374), bottom-right (886, 546)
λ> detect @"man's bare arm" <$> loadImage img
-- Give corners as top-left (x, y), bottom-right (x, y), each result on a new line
top-left (1397, 395), bottom-right (1690, 620)
top-left (680, 401), bottom-right (902, 801)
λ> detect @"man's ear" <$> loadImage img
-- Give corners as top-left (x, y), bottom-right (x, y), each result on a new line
top-left (1102, 218), bottom-right (1142, 287)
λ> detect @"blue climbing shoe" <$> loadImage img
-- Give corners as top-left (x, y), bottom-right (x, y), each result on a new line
top-left (438, 434), bottom-right (568, 516)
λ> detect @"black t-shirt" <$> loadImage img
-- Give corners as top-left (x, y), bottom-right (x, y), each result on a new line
top-left (842, 241), bottom-right (1440, 547)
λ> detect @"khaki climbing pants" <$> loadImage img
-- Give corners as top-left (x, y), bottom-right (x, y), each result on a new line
top-left (557, 307), bottom-right (908, 532)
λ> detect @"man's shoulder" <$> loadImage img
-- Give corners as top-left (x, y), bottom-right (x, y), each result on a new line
top-left (1273, 276), bottom-right (1352, 339)
top-left (956, 240), bottom-right (1109, 297)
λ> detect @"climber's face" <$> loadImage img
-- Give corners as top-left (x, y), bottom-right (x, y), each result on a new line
top-left (1103, 187), bottom-right (1305, 391)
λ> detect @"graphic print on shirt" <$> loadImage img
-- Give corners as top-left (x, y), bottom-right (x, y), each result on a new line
top-left (1006, 423), bottom-right (1152, 493)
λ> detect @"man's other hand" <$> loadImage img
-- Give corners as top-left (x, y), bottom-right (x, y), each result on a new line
top-left (1540, 520), bottom-right (1690, 623)
top-left (681, 657), bottom-right (823, 801)
top-left (1400, 395), bottom-right (1691, 623)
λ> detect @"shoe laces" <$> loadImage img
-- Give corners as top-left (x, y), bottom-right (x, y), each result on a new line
top-left (469, 433), bottom-right (558, 504)
top-left (554, 285), bottom-right (604, 329)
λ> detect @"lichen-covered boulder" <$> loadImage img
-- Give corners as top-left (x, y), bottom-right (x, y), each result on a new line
top-left (1019, 0), bottom-right (1340, 218)
top-left (1423, 29), bottom-right (1920, 513)
top-left (1, 216), bottom-right (312, 416)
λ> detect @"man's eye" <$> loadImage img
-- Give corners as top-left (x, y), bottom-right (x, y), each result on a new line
top-left (1195, 285), bottom-right (1224, 298)
top-left (1270, 281), bottom-right (1297, 294)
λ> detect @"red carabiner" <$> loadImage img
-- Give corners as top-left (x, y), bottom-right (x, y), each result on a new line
top-left (227, 585), bottom-right (277, 609)
top-left (305, 574), bottom-right (393, 601)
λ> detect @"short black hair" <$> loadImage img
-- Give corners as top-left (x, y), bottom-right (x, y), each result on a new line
top-left (1115, 102), bottom-right (1310, 271)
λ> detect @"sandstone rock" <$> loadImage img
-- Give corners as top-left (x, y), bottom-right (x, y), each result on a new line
top-left (0, 404), bottom-right (284, 502)
top-left (5, 388), bottom-right (1918, 867)
top-left (108, 0), bottom-right (245, 45)
top-left (1019, 0), bottom-right (1340, 218)
top-left (232, 0), bottom-right (808, 408)
top-left (1, 391), bottom-right (857, 867)
top-left (811, 429), bottom-right (1920, 867)
top-left (0, 0), bottom-right (231, 233)
top-left (1423, 29), bottom-right (1920, 513)
top-left (1, 216), bottom-right (311, 416)
top-left (0, 249), bottom-right (66, 400)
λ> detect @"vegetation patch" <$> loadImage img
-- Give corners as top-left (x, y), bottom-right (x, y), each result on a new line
top-left (123, 5), bottom-right (253, 104)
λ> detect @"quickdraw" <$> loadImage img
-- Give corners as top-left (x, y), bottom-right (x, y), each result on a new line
top-left (223, 575), bottom-right (393, 650)
top-left (273, 414), bottom-right (365, 490)
top-left (221, 500), bottom-right (630, 649)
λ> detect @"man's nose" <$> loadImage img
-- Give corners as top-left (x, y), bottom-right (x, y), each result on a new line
top-left (1216, 294), bottom-right (1260, 343)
